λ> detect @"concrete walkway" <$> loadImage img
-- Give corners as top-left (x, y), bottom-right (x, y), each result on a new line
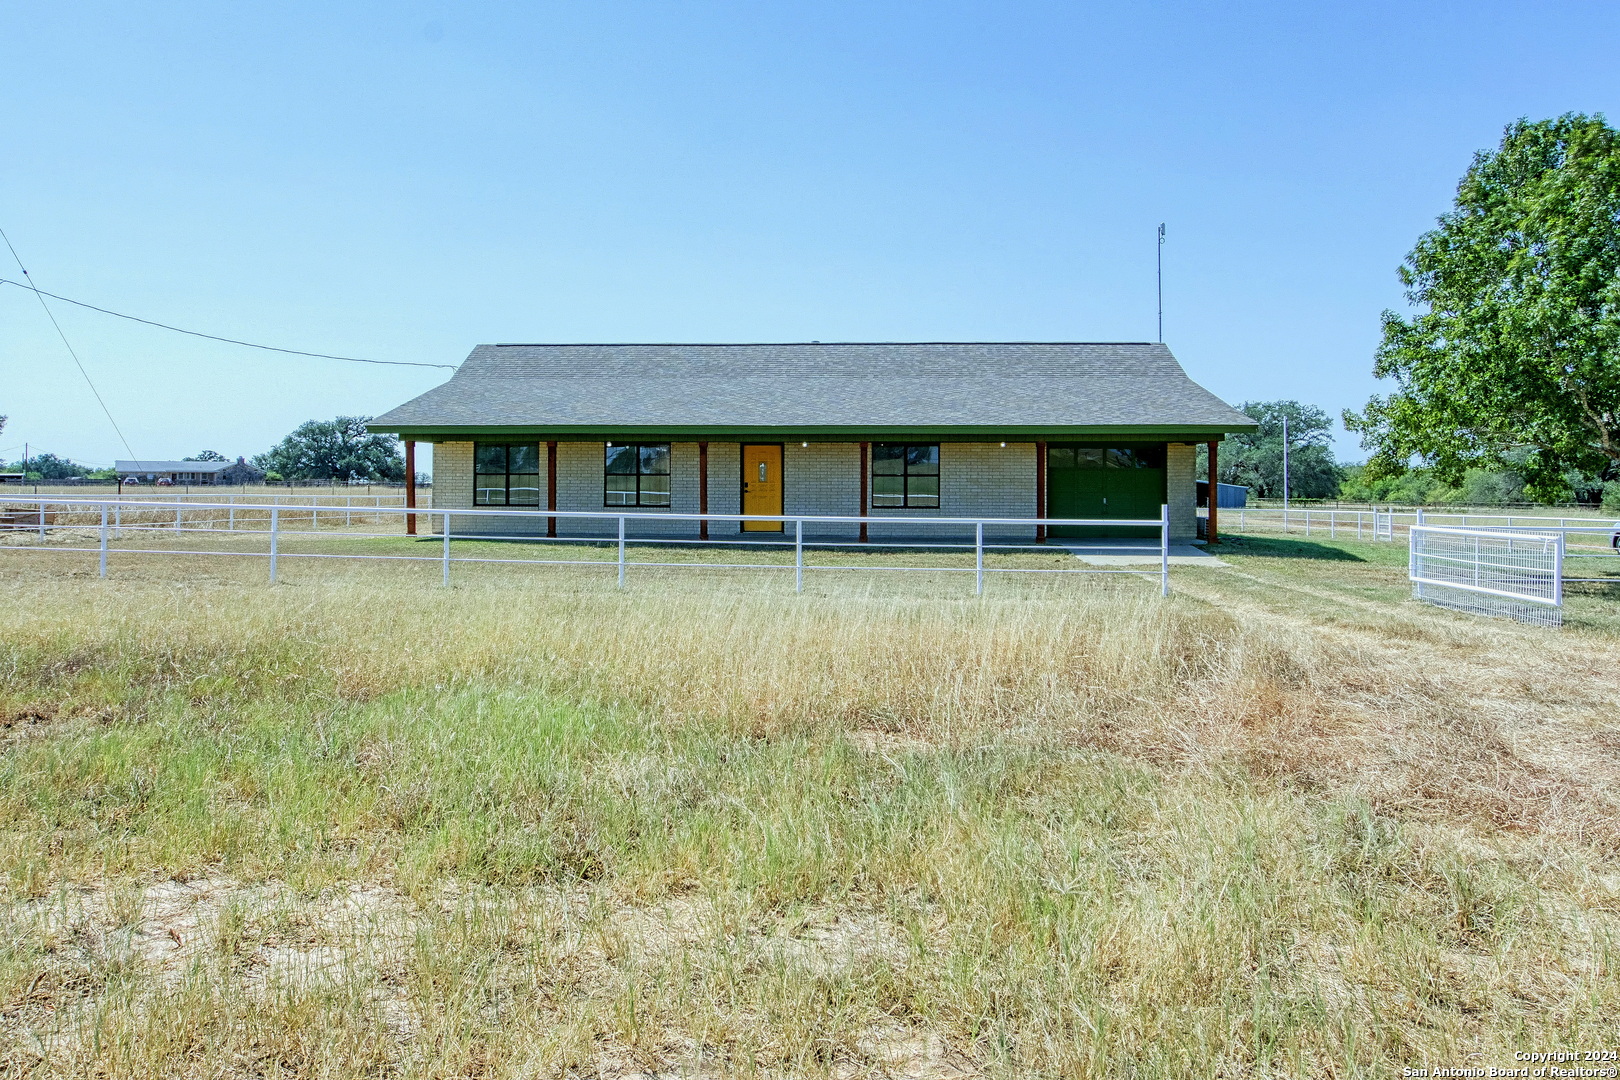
top-left (1058, 539), bottom-right (1230, 566)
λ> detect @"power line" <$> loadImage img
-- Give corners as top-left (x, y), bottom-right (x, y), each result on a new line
top-left (0, 442), bottom-right (113, 467)
top-left (0, 228), bottom-right (138, 461)
top-left (0, 277), bottom-right (458, 370)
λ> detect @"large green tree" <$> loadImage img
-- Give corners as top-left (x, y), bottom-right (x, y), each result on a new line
top-left (6, 452), bottom-right (89, 480)
top-left (1201, 400), bottom-right (1341, 499)
top-left (1346, 114), bottom-right (1620, 498)
top-left (253, 417), bottom-right (404, 482)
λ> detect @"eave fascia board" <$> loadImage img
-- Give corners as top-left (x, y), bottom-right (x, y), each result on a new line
top-left (367, 423), bottom-right (1255, 440)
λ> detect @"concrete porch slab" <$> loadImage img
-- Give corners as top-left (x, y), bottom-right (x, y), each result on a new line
top-left (1058, 539), bottom-right (1229, 566)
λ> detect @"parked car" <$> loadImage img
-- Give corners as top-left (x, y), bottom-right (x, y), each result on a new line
top-left (155, 477), bottom-right (174, 486)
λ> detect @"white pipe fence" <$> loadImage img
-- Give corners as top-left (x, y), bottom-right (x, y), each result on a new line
top-left (2, 488), bottom-right (415, 505)
top-left (0, 497), bottom-right (1176, 596)
top-left (1227, 505), bottom-right (1618, 573)
top-left (1230, 504), bottom-right (1620, 540)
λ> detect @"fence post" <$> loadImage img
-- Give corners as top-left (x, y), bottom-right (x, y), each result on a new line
top-left (975, 521), bottom-right (984, 596)
top-left (175, 503), bottom-right (182, 533)
top-left (1160, 504), bottom-right (1170, 597)
top-left (39, 500), bottom-right (46, 539)
top-left (1330, 511), bottom-right (1336, 539)
top-left (114, 503), bottom-right (121, 539)
top-left (99, 504), bottom-right (108, 578)
top-left (345, 497), bottom-right (352, 528)
top-left (442, 512), bottom-right (451, 586)
top-left (794, 519), bottom-right (804, 593)
top-left (1553, 533), bottom-right (1565, 608)
top-left (228, 496), bottom-right (235, 531)
top-left (269, 507), bottom-right (279, 583)
top-left (617, 516), bottom-right (626, 587)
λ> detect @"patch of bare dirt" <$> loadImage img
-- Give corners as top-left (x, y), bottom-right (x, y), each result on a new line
top-left (2, 875), bottom-right (961, 1077)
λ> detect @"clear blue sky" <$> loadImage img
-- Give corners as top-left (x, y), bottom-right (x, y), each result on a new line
top-left (4, 0), bottom-right (1617, 470)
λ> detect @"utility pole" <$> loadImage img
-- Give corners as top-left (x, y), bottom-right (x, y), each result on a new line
top-left (1156, 223), bottom-right (1166, 343)
top-left (1281, 415), bottom-right (1290, 509)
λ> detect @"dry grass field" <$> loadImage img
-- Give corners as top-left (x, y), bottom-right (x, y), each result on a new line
top-left (1, 532), bottom-right (1618, 1077)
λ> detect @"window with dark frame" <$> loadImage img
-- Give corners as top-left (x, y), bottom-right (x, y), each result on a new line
top-left (871, 444), bottom-right (940, 508)
top-left (1046, 446), bottom-right (1167, 469)
top-left (605, 443), bottom-right (671, 507)
top-left (474, 443), bottom-right (541, 506)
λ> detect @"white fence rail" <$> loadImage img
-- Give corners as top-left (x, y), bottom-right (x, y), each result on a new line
top-left (1230, 506), bottom-right (1618, 582)
top-left (1231, 505), bottom-right (1619, 540)
top-left (1409, 525), bottom-right (1564, 626)
top-left (0, 497), bottom-right (1176, 597)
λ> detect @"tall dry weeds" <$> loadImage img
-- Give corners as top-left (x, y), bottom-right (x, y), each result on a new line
top-left (1, 557), bottom-right (1617, 1077)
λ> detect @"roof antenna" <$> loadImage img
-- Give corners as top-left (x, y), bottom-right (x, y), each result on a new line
top-left (1156, 223), bottom-right (1166, 344)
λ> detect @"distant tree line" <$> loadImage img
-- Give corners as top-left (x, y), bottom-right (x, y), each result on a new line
top-left (3, 416), bottom-right (407, 484)
top-left (1199, 398), bottom-right (1619, 509)
top-left (1200, 401), bottom-right (1343, 501)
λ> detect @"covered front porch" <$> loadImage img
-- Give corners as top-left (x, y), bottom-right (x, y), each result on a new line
top-left (398, 434), bottom-right (1226, 544)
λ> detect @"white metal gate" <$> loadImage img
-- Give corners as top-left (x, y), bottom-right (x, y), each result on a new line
top-left (1409, 525), bottom-right (1563, 627)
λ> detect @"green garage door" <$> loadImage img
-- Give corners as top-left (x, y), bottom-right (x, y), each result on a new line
top-left (1048, 445), bottom-right (1166, 538)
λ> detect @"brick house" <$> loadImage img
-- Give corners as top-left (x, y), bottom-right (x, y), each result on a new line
top-left (367, 342), bottom-right (1255, 542)
top-left (116, 460), bottom-right (234, 485)
top-left (115, 457), bottom-right (266, 486)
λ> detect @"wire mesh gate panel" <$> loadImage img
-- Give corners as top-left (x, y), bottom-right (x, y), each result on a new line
top-left (1409, 526), bottom-right (1563, 627)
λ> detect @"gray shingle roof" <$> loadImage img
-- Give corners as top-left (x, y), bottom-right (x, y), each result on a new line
top-left (369, 343), bottom-right (1255, 433)
top-left (116, 460), bottom-right (232, 473)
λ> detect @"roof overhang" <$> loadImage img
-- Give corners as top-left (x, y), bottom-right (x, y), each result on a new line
top-left (367, 423), bottom-right (1254, 441)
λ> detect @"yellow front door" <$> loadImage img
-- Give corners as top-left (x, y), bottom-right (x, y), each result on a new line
top-left (741, 444), bottom-right (783, 531)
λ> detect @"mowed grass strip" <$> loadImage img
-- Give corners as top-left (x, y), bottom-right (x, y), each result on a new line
top-left (1, 550), bottom-right (1617, 1078)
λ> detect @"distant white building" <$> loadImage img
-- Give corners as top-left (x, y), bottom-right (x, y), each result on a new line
top-left (116, 458), bottom-right (265, 485)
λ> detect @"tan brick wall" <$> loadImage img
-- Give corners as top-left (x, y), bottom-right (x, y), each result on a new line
top-left (1166, 442), bottom-right (1197, 542)
top-left (429, 441), bottom-right (492, 536)
top-left (439, 441), bottom-right (735, 539)
top-left (431, 438), bottom-right (1196, 541)
top-left (707, 442), bottom-right (1040, 541)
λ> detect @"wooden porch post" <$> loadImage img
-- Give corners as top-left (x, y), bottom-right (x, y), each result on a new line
top-left (858, 441), bottom-right (869, 543)
top-left (1207, 439), bottom-right (1219, 544)
top-left (546, 441), bottom-right (558, 538)
top-left (1035, 441), bottom-right (1047, 543)
top-left (404, 440), bottom-right (417, 536)
top-left (698, 441), bottom-right (709, 540)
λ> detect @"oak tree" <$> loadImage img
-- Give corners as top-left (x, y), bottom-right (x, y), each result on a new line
top-left (1346, 114), bottom-right (1620, 497)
